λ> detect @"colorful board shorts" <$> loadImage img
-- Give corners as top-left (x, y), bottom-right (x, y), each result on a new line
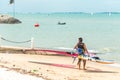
top-left (78, 54), bottom-right (85, 59)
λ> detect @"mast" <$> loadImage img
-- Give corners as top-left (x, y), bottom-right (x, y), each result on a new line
top-left (9, 0), bottom-right (15, 17)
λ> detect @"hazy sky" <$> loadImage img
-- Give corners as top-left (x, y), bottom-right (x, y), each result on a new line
top-left (0, 0), bottom-right (120, 13)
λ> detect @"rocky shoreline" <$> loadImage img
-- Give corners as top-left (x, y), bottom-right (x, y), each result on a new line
top-left (0, 14), bottom-right (21, 24)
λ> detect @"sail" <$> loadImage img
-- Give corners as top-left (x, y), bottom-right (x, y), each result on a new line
top-left (10, 0), bottom-right (14, 4)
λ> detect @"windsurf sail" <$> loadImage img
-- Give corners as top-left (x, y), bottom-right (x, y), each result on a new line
top-left (26, 48), bottom-right (114, 64)
top-left (9, 0), bottom-right (14, 4)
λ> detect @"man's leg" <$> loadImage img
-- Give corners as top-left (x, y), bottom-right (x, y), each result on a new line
top-left (77, 59), bottom-right (81, 70)
top-left (83, 60), bottom-right (86, 70)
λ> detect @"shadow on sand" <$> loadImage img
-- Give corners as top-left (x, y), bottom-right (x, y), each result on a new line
top-left (85, 67), bottom-right (118, 73)
top-left (29, 61), bottom-right (76, 69)
top-left (29, 61), bottom-right (118, 73)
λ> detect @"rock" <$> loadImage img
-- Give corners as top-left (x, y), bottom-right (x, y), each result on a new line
top-left (0, 14), bottom-right (22, 24)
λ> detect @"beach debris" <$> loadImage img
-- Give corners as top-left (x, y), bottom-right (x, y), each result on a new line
top-left (13, 64), bottom-right (15, 67)
top-left (0, 67), bottom-right (44, 80)
top-left (46, 69), bottom-right (49, 72)
top-left (31, 69), bottom-right (38, 73)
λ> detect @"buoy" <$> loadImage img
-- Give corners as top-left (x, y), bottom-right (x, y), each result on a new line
top-left (34, 23), bottom-right (40, 27)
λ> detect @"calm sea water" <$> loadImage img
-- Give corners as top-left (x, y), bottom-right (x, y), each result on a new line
top-left (0, 13), bottom-right (120, 63)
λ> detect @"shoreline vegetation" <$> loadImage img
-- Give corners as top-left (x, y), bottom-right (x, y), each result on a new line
top-left (0, 46), bottom-right (120, 80)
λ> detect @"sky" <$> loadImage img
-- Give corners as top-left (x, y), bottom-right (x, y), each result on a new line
top-left (0, 0), bottom-right (120, 13)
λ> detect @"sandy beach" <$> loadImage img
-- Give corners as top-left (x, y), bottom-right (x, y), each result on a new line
top-left (0, 52), bottom-right (120, 80)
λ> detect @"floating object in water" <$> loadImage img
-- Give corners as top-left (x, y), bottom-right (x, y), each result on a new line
top-left (34, 23), bottom-right (40, 27)
top-left (58, 22), bottom-right (66, 25)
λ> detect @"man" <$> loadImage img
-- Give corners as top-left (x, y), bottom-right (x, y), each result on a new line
top-left (74, 37), bottom-right (89, 70)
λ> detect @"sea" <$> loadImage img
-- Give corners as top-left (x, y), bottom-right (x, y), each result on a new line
top-left (0, 12), bottom-right (120, 65)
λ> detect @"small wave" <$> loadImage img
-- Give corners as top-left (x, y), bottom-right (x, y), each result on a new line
top-left (88, 50), bottom-right (99, 53)
top-left (54, 47), bottom-right (73, 50)
top-left (103, 48), bottom-right (111, 52)
top-left (54, 47), bottom-right (100, 53)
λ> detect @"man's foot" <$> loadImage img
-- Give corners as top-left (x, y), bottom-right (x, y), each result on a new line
top-left (78, 68), bottom-right (81, 70)
top-left (83, 68), bottom-right (87, 70)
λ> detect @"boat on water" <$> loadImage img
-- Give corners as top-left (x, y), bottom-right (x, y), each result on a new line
top-left (58, 22), bottom-right (66, 25)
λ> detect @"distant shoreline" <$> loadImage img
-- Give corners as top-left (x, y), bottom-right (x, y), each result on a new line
top-left (1, 11), bottom-right (120, 14)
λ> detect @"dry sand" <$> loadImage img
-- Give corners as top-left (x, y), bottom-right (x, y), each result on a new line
top-left (0, 52), bottom-right (120, 80)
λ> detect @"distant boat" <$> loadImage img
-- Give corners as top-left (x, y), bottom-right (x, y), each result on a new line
top-left (58, 22), bottom-right (66, 25)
